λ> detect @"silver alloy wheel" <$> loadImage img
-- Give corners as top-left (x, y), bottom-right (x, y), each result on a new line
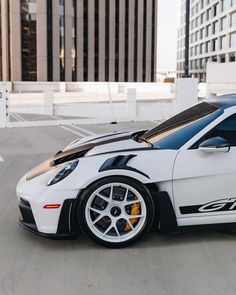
top-left (85, 182), bottom-right (147, 243)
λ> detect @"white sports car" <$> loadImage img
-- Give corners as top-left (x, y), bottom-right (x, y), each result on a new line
top-left (17, 95), bottom-right (236, 247)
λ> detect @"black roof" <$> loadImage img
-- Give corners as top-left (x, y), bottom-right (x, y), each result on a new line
top-left (208, 94), bottom-right (236, 109)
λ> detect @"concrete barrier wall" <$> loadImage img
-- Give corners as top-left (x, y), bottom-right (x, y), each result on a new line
top-left (13, 82), bottom-right (60, 93)
top-left (5, 81), bottom-right (200, 126)
top-left (206, 62), bottom-right (236, 97)
top-left (6, 81), bottom-right (173, 96)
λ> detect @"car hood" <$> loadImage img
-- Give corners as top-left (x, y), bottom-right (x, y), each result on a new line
top-left (26, 130), bottom-right (149, 181)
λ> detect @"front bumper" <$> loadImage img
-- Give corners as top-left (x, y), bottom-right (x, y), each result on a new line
top-left (18, 197), bottom-right (77, 239)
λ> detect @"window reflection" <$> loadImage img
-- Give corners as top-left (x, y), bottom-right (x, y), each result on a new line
top-left (59, 0), bottom-right (65, 81)
top-left (21, 0), bottom-right (37, 81)
top-left (72, 0), bottom-right (76, 81)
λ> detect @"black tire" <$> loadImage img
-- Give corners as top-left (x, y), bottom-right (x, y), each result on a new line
top-left (77, 176), bottom-right (155, 248)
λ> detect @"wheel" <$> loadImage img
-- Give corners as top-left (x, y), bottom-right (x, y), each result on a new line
top-left (77, 176), bottom-right (155, 248)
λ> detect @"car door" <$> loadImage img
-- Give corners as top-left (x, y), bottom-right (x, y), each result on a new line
top-left (173, 113), bottom-right (236, 226)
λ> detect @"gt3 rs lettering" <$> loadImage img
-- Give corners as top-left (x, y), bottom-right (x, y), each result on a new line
top-left (179, 198), bottom-right (236, 214)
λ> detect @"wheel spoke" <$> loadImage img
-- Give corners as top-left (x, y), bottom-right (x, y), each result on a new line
top-left (125, 214), bottom-right (144, 218)
top-left (114, 224), bottom-right (121, 238)
top-left (88, 207), bottom-right (104, 215)
top-left (123, 187), bottom-right (129, 202)
top-left (125, 199), bottom-right (143, 206)
top-left (96, 193), bottom-right (110, 203)
top-left (103, 224), bottom-right (113, 236)
top-left (126, 219), bottom-right (134, 230)
top-left (109, 185), bottom-right (113, 199)
top-left (92, 215), bottom-right (105, 225)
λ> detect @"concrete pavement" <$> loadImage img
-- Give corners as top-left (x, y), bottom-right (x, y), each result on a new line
top-left (1, 122), bottom-right (236, 295)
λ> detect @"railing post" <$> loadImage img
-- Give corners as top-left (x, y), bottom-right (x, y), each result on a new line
top-left (175, 78), bottom-right (198, 111)
top-left (127, 88), bottom-right (137, 120)
top-left (0, 87), bottom-right (7, 128)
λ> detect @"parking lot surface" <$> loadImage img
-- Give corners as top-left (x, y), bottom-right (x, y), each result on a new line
top-left (1, 122), bottom-right (236, 295)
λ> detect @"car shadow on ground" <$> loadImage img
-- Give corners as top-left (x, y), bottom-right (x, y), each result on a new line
top-left (16, 225), bottom-right (236, 252)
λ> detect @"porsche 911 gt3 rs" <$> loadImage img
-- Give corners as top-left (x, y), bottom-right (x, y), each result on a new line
top-left (16, 94), bottom-right (236, 247)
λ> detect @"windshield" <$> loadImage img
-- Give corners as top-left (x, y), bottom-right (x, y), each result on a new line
top-left (140, 102), bottom-right (223, 150)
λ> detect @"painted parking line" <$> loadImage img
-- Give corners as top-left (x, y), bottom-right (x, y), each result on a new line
top-left (51, 115), bottom-right (95, 137)
top-left (59, 125), bottom-right (85, 137)
top-left (12, 113), bottom-right (26, 122)
top-left (53, 115), bottom-right (95, 135)
top-left (0, 156), bottom-right (4, 162)
top-left (71, 125), bottom-right (95, 135)
top-left (10, 113), bottom-right (22, 122)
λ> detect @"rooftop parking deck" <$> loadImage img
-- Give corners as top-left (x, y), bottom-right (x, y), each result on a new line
top-left (1, 121), bottom-right (236, 295)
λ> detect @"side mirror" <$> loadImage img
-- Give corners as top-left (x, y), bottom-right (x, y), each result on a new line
top-left (199, 136), bottom-right (230, 153)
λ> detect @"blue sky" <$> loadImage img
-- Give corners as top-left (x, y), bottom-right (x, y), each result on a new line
top-left (157, 0), bottom-right (179, 70)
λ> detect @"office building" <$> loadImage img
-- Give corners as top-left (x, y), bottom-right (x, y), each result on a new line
top-left (177, 0), bottom-right (236, 81)
top-left (0, 0), bottom-right (157, 82)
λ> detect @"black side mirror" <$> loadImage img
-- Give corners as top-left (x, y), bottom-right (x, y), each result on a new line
top-left (199, 136), bottom-right (230, 153)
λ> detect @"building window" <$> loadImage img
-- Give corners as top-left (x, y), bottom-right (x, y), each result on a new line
top-left (206, 8), bottom-right (211, 21)
top-left (231, 12), bottom-right (236, 27)
top-left (83, 0), bottom-right (88, 81)
top-left (200, 28), bottom-right (204, 39)
top-left (7, 0), bottom-right (11, 80)
top-left (231, 0), bottom-right (236, 6)
top-left (230, 32), bottom-right (236, 48)
top-left (190, 47), bottom-right (193, 57)
top-left (125, 0), bottom-right (129, 81)
top-left (213, 4), bottom-right (218, 17)
top-left (212, 38), bottom-right (218, 51)
top-left (72, 0), bottom-right (77, 81)
top-left (205, 41), bottom-right (210, 53)
top-left (230, 53), bottom-right (235, 61)
top-left (105, 0), bottom-right (109, 81)
top-left (21, 0), bottom-right (37, 81)
top-left (190, 34), bottom-right (194, 43)
top-left (220, 55), bottom-right (225, 62)
top-left (200, 43), bottom-right (203, 54)
top-left (94, 0), bottom-right (99, 81)
top-left (205, 25), bottom-right (210, 37)
top-left (200, 0), bottom-right (204, 9)
top-left (212, 21), bottom-right (218, 34)
top-left (199, 58), bottom-right (204, 69)
top-left (59, 0), bottom-right (65, 81)
top-left (47, 0), bottom-right (53, 81)
top-left (151, 0), bottom-right (156, 82)
top-left (115, 0), bottom-right (120, 82)
top-left (212, 55), bottom-right (217, 62)
top-left (221, 17), bottom-right (227, 31)
top-left (142, 0), bottom-right (147, 81)
top-left (200, 13), bottom-right (204, 25)
top-left (220, 36), bottom-right (227, 50)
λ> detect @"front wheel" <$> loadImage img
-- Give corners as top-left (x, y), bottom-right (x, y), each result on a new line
top-left (77, 176), bottom-right (155, 248)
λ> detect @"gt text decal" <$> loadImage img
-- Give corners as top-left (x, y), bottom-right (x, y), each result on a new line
top-left (180, 198), bottom-right (236, 214)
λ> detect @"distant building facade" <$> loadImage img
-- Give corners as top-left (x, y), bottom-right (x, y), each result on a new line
top-left (177, 0), bottom-right (236, 81)
top-left (0, 0), bottom-right (157, 82)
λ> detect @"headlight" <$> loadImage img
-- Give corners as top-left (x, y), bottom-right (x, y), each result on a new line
top-left (47, 160), bottom-right (79, 186)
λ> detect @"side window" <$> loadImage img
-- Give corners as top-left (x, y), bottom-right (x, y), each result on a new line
top-left (192, 114), bottom-right (236, 148)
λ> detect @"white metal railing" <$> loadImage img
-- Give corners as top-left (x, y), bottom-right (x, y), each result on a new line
top-left (0, 80), bottom-right (201, 128)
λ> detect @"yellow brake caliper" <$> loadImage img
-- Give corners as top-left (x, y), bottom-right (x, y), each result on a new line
top-left (124, 202), bottom-right (141, 232)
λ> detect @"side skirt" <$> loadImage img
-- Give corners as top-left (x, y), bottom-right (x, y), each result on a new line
top-left (146, 187), bottom-right (236, 234)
